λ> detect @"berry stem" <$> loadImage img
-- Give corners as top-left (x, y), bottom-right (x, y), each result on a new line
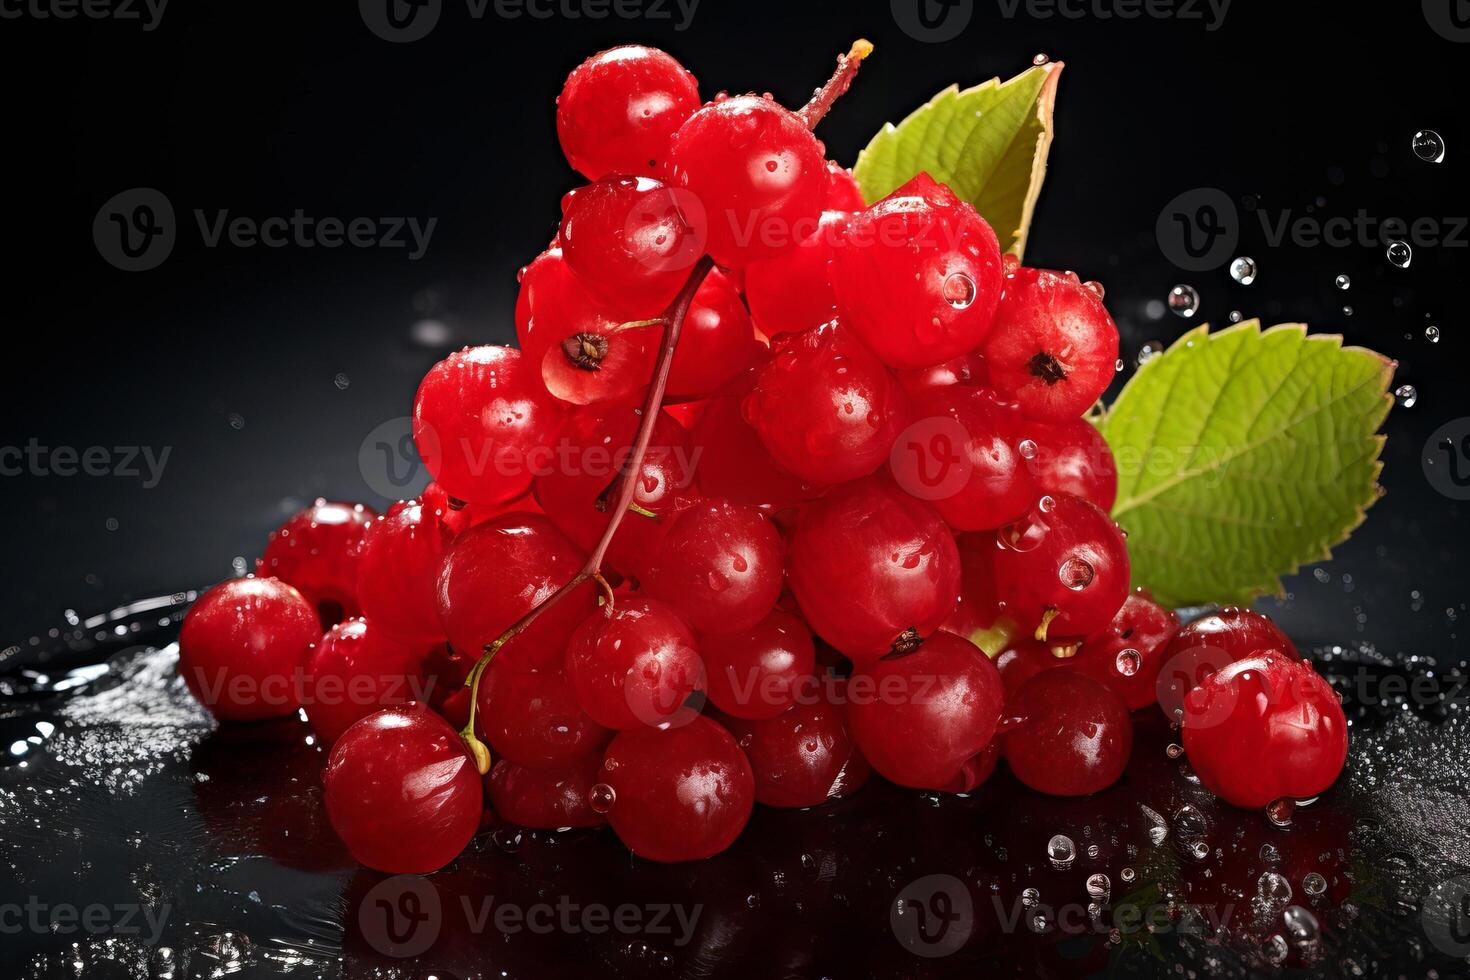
top-left (796, 39), bottom-right (872, 131)
top-left (458, 255), bottom-right (715, 771)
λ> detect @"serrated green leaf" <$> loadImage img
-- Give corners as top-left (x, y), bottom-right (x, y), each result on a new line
top-left (851, 62), bottom-right (1061, 257)
top-left (1100, 321), bottom-right (1393, 608)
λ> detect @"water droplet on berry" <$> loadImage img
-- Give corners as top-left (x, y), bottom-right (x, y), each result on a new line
top-left (1058, 557), bottom-right (1095, 591)
top-left (1082, 280), bottom-right (1105, 299)
top-left (1425, 325), bottom-right (1441, 343)
top-left (1301, 872), bottom-right (1327, 896)
top-left (1167, 285), bottom-right (1199, 318)
top-left (1229, 256), bottom-right (1258, 285)
top-left (938, 271), bottom-right (977, 310)
top-left (588, 782), bottom-right (616, 813)
top-left (1394, 384), bottom-right (1418, 408)
top-left (1386, 240), bottom-right (1413, 267)
top-left (1266, 797), bottom-right (1295, 826)
top-left (1334, 274), bottom-right (1351, 290)
top-left (1047, 834), bottom-right (1075, 868)
top-left (1018, 438), bottom-right (1038, 460)
top-left (1115, 648), bottom-right (1141, 676)
top-left (1412, 129), bottom-right (1446, 163)
top-left (1136, 341), bottom-right (1164, 366)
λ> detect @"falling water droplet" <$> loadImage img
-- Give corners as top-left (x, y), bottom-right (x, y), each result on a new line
top-left (588, 783), bottom-right (616, 813)
top-left (1334, 274), bottom-right (1351, 290)
top-left (1086, 873), bottom-right (1111, 902)
top-left (1021, 886), bottom-right (1041, 906)
top-left (1190, 841), bottom-right (1210, 860)
top-left (1047, 834), bottom-right (1076, 868)
top-left (942, 272), bottom-right (977, 309)
top-left (1266, 797), bottom-right (1295, 827)
top-left (1140, 804), bottom-right (1168, 846)
top-left (1257, 871), bottom-right (1293, 906)
top-left (1167, 284), bottom-right (1199, 317)
top-left (1166, 742), bottom-right (1184, 759)
top-left (1394, 384), bottom-right (1418, 408)
top-left (1283, 905), bottom-right (1321, 944)
top-left (1264, 934), bottom-right (1289, 965)
top-left (1412, 129), bottom-right (1446, 163)
top-left (1229, 310), bottom-right (1243, 323)
top-left (1386, 240), bottom-right (1413, 268)
top-left (1059, 557), bottom-right (1095, 591)
top-left (1229, 256), bottom-right (1258, 285)
top-left (1120, 867), bottom-right (1137, 883)
top-left (1032, 52), bottom-right (1050, 65)
top-left (1425, 325), bottom-right (1440, 343)
top-left (1173, 804), bottom-right (1209, 842)
top-left (1115, 648), bottom-right (1141, 676)
top-left (1136, 341), bottom-right (1164, 366)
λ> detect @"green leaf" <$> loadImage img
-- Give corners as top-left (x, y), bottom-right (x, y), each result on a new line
top-left (851, 61), bottom-right (1061, 258)
top-left (1100, 321), bottom-right (1394, 608)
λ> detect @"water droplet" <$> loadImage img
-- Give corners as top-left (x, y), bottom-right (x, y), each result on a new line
top-left (1166, 742), bottom-right (1184, 759)
top-left (1086, 873), bottom-right (1111, 901)
top-left (1259, 842), bottom-right (1280, 864)
top-left (1425, 325), bottom-right (1440, 343)
top-left (1173, 804), bottom-right (1209, 842)
top-left (1190, 840), bottom-right (1210, 860)
top-left (588, 782), bottom-right (616, 813)
top-left (1229, 256), bottom-right (1257, 285)
top-left (1334, 274), bottom-right (1351, 290)
top-left (1058, 557), bottom-right (1094, 591)
top-left (1167, 284), bottom-right (1199, 318)
top-left (1115, 648), bottom-right (1141, 676)
top-left (1047, 834), bottom-right (1076, 868)
top-left (226, 412), bottom-right (245, 430)
top-left (1120, 867), bottom-right (1136, 883)
top-left (1412, 129), bottom-right (1446, 163)
top-left (1283, 905), bottom-right (1320, 944)
top-left (1018, 438), bottom-right (1038, 460)
top-left (1136, 341), bottom-right (1164, 366)
top-left (1083, 280), bottom-right (1105, 299)
top-left (1032, 52), bottom-right (1050, 65)
top-left (1394, 384), bottom-right (1418, 409)
top-left (1228, 310), bottom-right (1243, 323)
top-left (1266, 797), bottom-right (1295, 826)
top-left (333, 372), bottom-right (350, 390)
top-left (1139, 804), bottom-right (1168, 846)
top-left (1264, 933), bottom-right (1289, 965)
top-left (1021, 886), bottom-right (1041, 906)
top-left (1114, 358), bottom-right (1125, 372)
top-left (942, 272), bottom-right (977, 309)
top-left (1386, 240), bottom-right (1413, 268)
top-left (1301, 872), bottom-right (1327, 896)
top-left (1257, 870), bottom-right (1293, 906)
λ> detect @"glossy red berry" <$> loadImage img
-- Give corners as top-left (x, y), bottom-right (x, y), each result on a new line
top-left (322, 703), bottom-right (483, 874)
top-left (1070, 590), bottom-right (1179, 711)
top-left (668, 94), bottom-right (827, 268)
top-left (533, 405), bottom-right (699, 578)
top-left (559, 174), bottom-right (705, 316)
top-left (645, 498), bottom-right (785, 634)
top-left (304, 618), bottom-right (429, 745)
top-left (743, 210), bottom-right (849, 336)
top-left (724, 685), bottom-right (871, 807)
top-left (1002, 670), bottom-right (1132, 796)
top-left (436, 514), bottom-right (597, 672)
top-left (357, 501), bottom-right (453, 645)
top-left (944, 739), bottom-right (1002, 793)
top-left (941, 532), bottom-right (1007, 648)
top-left (556, 45), bottom-right (700, 180)
top-left (413, 346), bottom-right (565, 506)
top-left (993, 636), bottom-right (1066, 698)
top-left (896, 351), bottom-right (988, 398)
top-left (1181, 653), bottom-right (1348, 808)
top-left (599, 714), bottom-right (754, 862)
top-left (178, 578), bottom-right (320, 722)
top-left (477, 661), bottom-right (610, 769)
top-left (485, 755), bottom-right (607, 829)
top-left (991, 493), bottom-right (1130, 641)
top-left (845, 631), bottom-right (1004, 790)
top-left (983, 267), bottom-right (1119, 421)
top-left (691, 366), bottom-right (813, 511)
top-left (831, 173), bottom-right (1003, 370)
top-left (666, 270), bottom-right (761, 400)
top-left (256, 499), bottom-right (376, 628)
top-left (565, 596), bottom-right (703, 730)
top-left (788, 476), bottom-right (961, 660)
top-left (889, 386), bottom-right (1036, 531)
top-left (701, 609), bottom-right (815, 720)
top-left (743, 323), bottom-right (910, 486)
top-left (1018, 415), bottom-right (1118, 512)
top-left (821, 160), bottom-right (865, 210)
top-left (1157, 607), bottom-right (1299, 720)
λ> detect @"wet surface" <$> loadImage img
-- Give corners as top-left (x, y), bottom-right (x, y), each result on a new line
top-left (3, 594), bottom-right (1470, 979)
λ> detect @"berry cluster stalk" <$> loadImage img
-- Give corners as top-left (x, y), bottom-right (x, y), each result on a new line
top-left (460, 42), bottom-right (873, 773)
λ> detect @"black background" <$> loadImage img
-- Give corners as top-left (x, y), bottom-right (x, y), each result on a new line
top-left (1, 0), bottom-right (1465, 660)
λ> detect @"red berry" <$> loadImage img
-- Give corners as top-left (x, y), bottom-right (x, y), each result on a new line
top-left (982, 267), bottom-right (1119, 421)
top-left (322, 703), bottom-right (482, 873)
top-left (991, 493), bottom-right (1130, 641)
top-left (724, 684), bottom-right (871, 807)
top-left (565, 596), bottom-right (704, 730)
top-left (485, 755), bottom-right (607, 829)
top-left (533, 405), bottom-right (699, 578)
top-left (1002, 670), bottom-right (1132, 796)
top-left (845, 631), bottom-right (1004, 790)
top-left (1070, 590), bottom-right (1179, 711)
top-left (993, 636), bottom-right (1065, 697)
top-left (941, 532), bottom-right (1007, 645)
top-left (666, 270), bottom-right (761, 400)
top-left (304, 617), bottom-right (429, 745)
top-left (831, 173), bottom-right (1004, 370)
top-left (477, 661), bottom-right (610, 769)
top-left (743, 323), bottom-right (910, 486)
top-left (357, 501), bottom-right (453, 645)
top-left (896, 351), bottom-right (988, 398)
top-left (668, 94), bottom-right (827, 268)
top-left (1018, 415), bottom-right (1118, 512)
top-left (944, 738), bottom-right (1002, 793)
top-left (645, 498), bottom-right (785, 634)
top-left (743, 210), bottom-right (849, 336)
top-left (821, 160), bottom-right (865, 210)
top-left (556, 45), bottom-right (700, 180)
top-left (598, 714), bottom-right (754, 861)
top-left (559, 174), bottom-right (705, 316)
top-left (1157, 607), bottom-right (1299, 720)
top-left (1181, 653), bottom-right (1348, 809)
top-left (413, 346), bottom-right (565, 506)
top-left (701, 609), bottom-right (815, 720)
top-left (889, 386), bottom-right (1036, 531)
top-left (436, 514), bottom-right (598, 672)
top-left (787, 476), bottom-right (961, 660)
top-left (178, 578), bottom-right (319, 722)
top-left (256, 499), bottom-right (376, 628)
top-left (691, 365), bottom-right (814, 511)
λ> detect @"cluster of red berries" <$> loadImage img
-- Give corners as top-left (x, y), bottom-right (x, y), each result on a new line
top-left (175, 43), bottom-right (1350, 876)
